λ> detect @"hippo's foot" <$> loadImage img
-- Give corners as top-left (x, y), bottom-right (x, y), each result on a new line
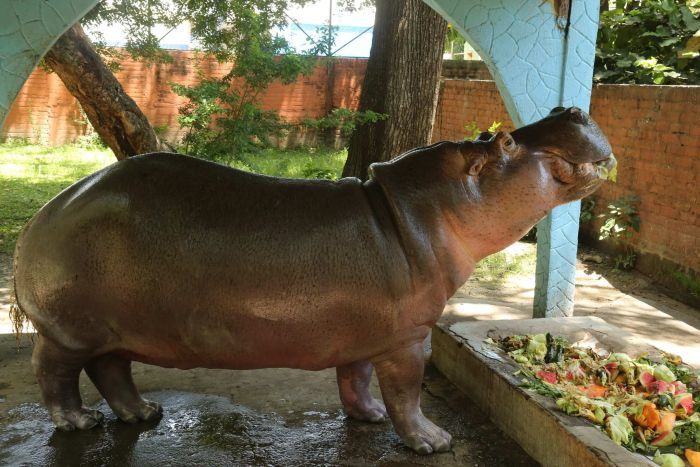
top-left (373, 341), bottom-right (453, 455)
top-left (51, 407), bottom-right (104, 431)
top-left (32, 334), bottom-right (101, 431)
top-left (400, 412), bottom-right (452, 455)
top-left (345, 397), bottom-right (387, 423)
top-left (112, 398), bottom-right (163, 424)
top-left (85, 353), bottom-right (163, 424)
top-left (336, 360), bottom-right (387, 423)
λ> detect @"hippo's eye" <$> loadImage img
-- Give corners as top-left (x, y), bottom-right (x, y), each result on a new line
top-left (502, 134), bottom-right (516, 151)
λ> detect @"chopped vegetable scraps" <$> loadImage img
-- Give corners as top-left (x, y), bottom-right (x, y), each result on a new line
top-left (685, 449), bottom-right (700, 467)
top-left (495, 333), bottom-right (700, 464)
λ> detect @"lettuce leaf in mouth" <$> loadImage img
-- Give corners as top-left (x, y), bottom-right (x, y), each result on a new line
top-left (596, 154), bottom-right (617, 182)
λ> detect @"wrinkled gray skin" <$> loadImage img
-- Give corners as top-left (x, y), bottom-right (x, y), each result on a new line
top-left (14, 107), bottom-right (614, 454)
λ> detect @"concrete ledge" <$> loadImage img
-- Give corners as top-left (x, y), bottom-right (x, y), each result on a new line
top-left (432, 316), bottom-right (655, 467)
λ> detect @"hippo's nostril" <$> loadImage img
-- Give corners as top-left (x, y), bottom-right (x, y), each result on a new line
top-left (568, 107), bottom-right (588, 124)
top-left (549, 106), bottom-right (566, 116)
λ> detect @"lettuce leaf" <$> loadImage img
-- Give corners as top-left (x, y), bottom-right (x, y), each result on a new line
top-left (526, 334), bottom-right (548, 361)
top-left (652, 451), bottom-right (684, 467)
top-left (606, 415), bottom-right (633, 445)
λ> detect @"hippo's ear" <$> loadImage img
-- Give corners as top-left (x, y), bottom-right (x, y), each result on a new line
top-left (467, 152), bottom-right (487, 177)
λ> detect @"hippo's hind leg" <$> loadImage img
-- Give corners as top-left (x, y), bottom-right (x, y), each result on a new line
top-left (373, 342), bottom-right (452, 455)
top-left (32, 334), bottom-right (104, 430)
top-left (336, 360), bottom-right (387, 422)
top-left (85, 354), bottom-right (162, 424)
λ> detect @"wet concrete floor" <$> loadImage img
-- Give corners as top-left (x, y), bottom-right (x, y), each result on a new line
top-left (0, 334), bottom-right (536, 466)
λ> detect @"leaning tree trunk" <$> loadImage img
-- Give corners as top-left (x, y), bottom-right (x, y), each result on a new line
top-left (342, 0), bottom-right (448, 180)
top-left (43, 24), bottom-right (159, 160)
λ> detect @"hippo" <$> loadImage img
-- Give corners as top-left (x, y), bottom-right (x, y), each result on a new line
top-left (12, 107), bottom-right (614, 454)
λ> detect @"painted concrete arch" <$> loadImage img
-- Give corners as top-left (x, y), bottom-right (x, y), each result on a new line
top-left (424, 0), bottom-right (602, 317)
top-left (0, 0), bottom-right (99, 125)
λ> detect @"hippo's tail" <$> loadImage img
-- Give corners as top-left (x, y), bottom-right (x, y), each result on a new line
top-left (9, 292), bottom-right (30, 344)
top-left (10, 232), bottom-right (34, 346)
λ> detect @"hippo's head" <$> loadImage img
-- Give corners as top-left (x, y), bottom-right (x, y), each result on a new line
top-left (369, 107), bottom-right (614, 264)
top-left (473, 107), bottom-right (615, 205)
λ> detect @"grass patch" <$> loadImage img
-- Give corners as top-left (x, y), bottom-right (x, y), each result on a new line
top-left (0, 143), bottom-right (346, 255)
top-left (472, 246), bottom-right (537, 286)
top-left (229, 147), bottom-right (346, 179)
top-left (0, 143), bottom-right (115, 255)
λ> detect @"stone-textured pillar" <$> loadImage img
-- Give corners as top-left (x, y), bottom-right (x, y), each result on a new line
top-left (0, 0), bottom-right (100, 127)
top-left (423, 0), bottom-right (601, 317)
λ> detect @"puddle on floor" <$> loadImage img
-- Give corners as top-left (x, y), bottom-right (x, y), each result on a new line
top-left (0, 391), bottom-right (402, 466)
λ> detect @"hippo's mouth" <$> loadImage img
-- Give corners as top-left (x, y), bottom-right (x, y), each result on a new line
top-left (550, 153), bottom-right (617, 197)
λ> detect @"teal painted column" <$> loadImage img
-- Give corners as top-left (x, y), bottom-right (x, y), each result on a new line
top-left (0, 0), bottom-right (99, 128)
top-left (424, 0), bottom-right (601, 317)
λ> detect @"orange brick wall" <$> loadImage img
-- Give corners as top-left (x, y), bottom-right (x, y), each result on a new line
top-left (2, 52), bottom-right (368, 145)
top-left (587, 84), bottom-right (700, 277)
top-left (432, 79), bottom-right (514, 141)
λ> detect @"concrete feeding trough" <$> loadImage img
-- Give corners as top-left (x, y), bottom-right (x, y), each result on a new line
top-left (432, 316), bottom-right (659, 467)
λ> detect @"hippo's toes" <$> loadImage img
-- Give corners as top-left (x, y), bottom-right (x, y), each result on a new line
top-left (115, 399), bottom-right (163, 424)
top-left (346, 398), bottom-right (388, 423)
top-left (402, 417), bottom-right (452, 455)
top-left (51, 407), bottom-right (104, 431)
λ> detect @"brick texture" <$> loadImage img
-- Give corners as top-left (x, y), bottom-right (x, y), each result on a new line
top-left (432, 79), bottom-right (515, 141)
top-left (3, 52), bottom-right (368, 144)
top-left (587, 84), bottom-right (700, 276)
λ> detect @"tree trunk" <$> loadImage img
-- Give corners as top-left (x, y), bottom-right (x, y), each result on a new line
top-left (342, 0), bottom-right (448, 180)
top-left (43, 24), bottom-right (160, 160)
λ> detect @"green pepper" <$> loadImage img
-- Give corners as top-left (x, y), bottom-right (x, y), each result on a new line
top-left (657, 393), bottom-right (673, 409)
top-left (544, 333), bottom-right (564, 364)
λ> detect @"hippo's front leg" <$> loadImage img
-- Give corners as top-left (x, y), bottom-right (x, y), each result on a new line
top-left (336, 360), bottom-right (387, 422)
top-left (373, 342), bottom-right (452, 454)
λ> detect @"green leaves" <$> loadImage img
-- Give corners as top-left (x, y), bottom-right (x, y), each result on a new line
top-left (464, 121), bottom-right (502, 140)
top-left (172, 76), bottom-right (287, 160)
top-left (653, 451), bottom-right (685, 467)
top-left (598, 195), bottom-right (641, 242)
top-left (160, 1), bottom-right (320, 161)
top-left (304, 108), bottom-right (388, 137)
top-left (593, 195), bottom-right (641, 270)
top-left (595, 1), bottom-right (700, 85)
